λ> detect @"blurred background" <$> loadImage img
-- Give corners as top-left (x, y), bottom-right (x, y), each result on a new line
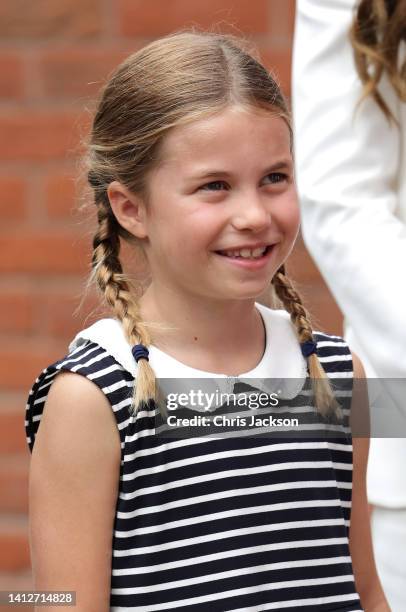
top-left (0, 0), bottom-right (343, 602)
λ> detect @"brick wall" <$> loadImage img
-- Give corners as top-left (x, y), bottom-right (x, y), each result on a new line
top-left (0, 0), bottom-right (342, 598)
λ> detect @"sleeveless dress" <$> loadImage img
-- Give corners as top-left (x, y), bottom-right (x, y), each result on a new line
top-left (25, 303), bottom-right (363, 611)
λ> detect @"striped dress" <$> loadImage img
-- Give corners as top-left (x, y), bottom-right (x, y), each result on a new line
top-left (25, 304), bottom-right (363, 611)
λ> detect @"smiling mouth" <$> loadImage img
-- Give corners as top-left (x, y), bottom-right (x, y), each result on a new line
top-left (214, 245), bottom-right (273, 259)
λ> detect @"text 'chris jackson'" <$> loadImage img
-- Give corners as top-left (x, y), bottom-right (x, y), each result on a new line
top-left (166, 414), bottom-right (300, 428)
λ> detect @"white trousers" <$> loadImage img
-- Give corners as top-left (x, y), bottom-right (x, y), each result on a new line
top-left (370, 506), bottom-right (406, 611)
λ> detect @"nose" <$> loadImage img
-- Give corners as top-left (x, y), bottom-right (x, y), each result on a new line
top-left (231, 193), bottom-right (272, 233)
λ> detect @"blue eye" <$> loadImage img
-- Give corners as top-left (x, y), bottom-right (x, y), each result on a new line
top-left (199, 181), bottom-right (226, 191)
top-left (198, 173), bottom-right (288, 191)
top-left (265, 172), bottom-right (288, 184)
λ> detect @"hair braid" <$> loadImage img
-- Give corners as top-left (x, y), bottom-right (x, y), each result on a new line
top-left (91, 195), bottom-right (158, 416)
top-left (272, 265), bottom-right (341, 419)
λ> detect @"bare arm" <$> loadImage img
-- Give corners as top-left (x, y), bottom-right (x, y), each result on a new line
top-left (28, 371), bottom-right (122, 611)
top-left (349, 352), bottom-right (390, 611)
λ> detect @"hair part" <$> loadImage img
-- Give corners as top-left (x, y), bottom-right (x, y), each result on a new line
top-left (349, 0), bottom-right (406, 122)
top-left (82, 27), bottom-right (341, 421)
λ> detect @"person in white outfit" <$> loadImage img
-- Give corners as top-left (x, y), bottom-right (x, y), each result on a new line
top-left (292, 0), bottom-right (406, 609)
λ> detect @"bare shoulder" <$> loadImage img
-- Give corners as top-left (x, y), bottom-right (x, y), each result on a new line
top-left (32, 370), bottom-right (122, 473)
top-left (40, 369), bottom-right (121, 444)
top-left (29, 370), bottom-right (122, 609)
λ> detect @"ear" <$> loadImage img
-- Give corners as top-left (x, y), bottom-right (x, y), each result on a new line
top-left (107, 181), bottom-right (148, 239)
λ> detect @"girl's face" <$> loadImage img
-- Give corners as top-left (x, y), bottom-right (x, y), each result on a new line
top-left (134, 105), bottom-right (300, 303)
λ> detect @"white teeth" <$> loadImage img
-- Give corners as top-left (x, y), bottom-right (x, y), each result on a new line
top-left (224, 246), bottom-right (267, 259)
top-left (251, 247), bottom-right (267, 257)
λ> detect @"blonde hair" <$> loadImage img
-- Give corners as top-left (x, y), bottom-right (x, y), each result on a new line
top-left (82, 28), bottom-right (341, 420)
top-left (350, 0), bottom-right (406, 121)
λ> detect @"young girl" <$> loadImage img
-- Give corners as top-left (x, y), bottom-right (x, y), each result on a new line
top-left (25, 29), bottom-right (389, 611)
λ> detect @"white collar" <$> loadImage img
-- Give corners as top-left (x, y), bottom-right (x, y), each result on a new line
top-left (68, 302), bottom-right (307, 398)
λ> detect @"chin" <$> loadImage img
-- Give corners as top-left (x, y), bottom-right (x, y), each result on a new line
top-left (224, 284), bottom-right (271, 301)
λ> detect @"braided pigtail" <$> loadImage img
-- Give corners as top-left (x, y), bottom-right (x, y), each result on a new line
top-left (271, 265), bottom-right (342, 420)
top-left (89, 186), bottom-right (158, 417)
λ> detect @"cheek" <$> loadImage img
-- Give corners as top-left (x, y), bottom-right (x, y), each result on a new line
top-left (276, 191), bottom-right (301, 239)
top-left (184, 208), bottom-right (221, 245)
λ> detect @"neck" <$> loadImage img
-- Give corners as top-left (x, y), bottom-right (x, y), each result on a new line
top-left (138, 285), bottom-right (267, 372)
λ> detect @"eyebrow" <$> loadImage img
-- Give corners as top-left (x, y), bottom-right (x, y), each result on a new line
top-left (188, 160), bottom-right (293, 181)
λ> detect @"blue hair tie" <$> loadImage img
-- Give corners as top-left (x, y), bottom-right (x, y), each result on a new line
top-left (300, 339), bottom-right (317, 358)
top-left (132, 344), bottom-right (149, 363)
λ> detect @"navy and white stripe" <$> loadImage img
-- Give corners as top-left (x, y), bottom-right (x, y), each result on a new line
top-left (25, 331), bottom-right (363, 611)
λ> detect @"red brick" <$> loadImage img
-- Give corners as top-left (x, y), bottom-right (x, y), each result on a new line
top-left (0, 568), bottom-right (33, 592)
top-left (0, 411), bottom-right (28, 455)
top-left (287, 0), bottom-right (296, 40)
top-left (0, 54), bottom-right (24, 100)
top-left (0, 605), bottom-right (33, 612)
top-left (118, 0), bottom-right (269, 37)
top-left (0, 231), bottom-right (90, 274)
top-left (0, 177), bottom-right (26, 222)
top-left (0, 604), bottom-right (33, 612)
top-left (0, 515), bottom-right (30, 572)
top-left (38, 48), bottom-right (136, 99)
top-left (44, 173), bottom-right (77, 220)
top-left (0, 111), bottom-right (90, 162)
top-left (0, 345), bottom-right (63, 391)
top-left (43, 291), bottom-right (103, 340)
top-left (259, 46), bottom-right (292, 98)
top-left (0, 0), bottom-right (102, 40)
top-left (0, 457), bottom-right (29, 514)
top-left (0, 288), bottom-right (102, 338)
top-left (0, 292), bottom-right (34, 334)
top-left (268, 0), bottom-right (296, 41)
